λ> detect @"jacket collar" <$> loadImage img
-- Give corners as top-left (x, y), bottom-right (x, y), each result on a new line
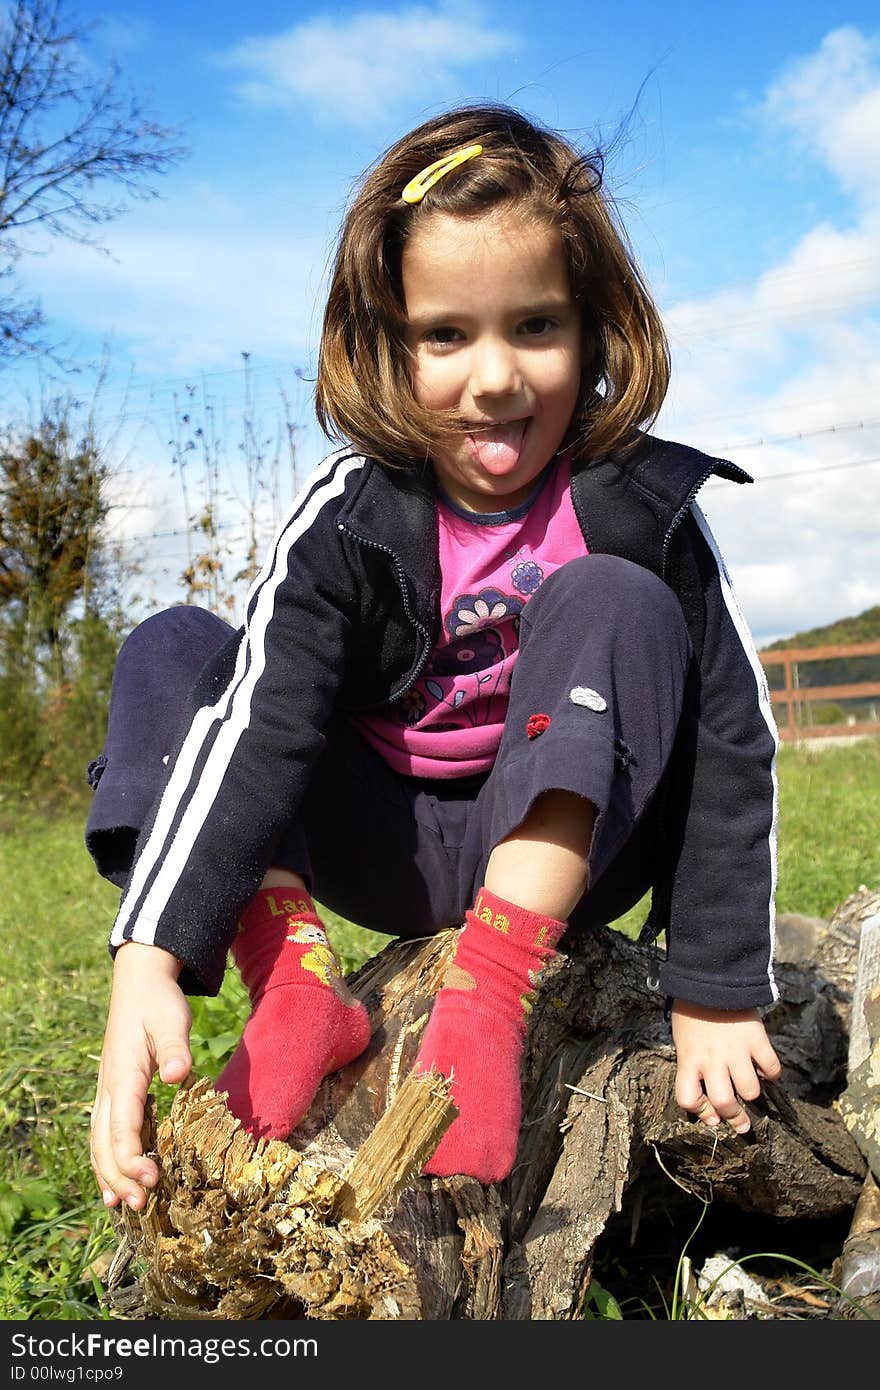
top-left (336, 455), bottom-right (440, 612)
top-left (572, 431), bottom-right (751, 511)
top-left (336, 434), bottom-right (749, 610)
top-left (568, 433), bottom-right (750, 569)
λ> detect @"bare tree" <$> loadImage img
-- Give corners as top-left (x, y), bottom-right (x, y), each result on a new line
top-left (0, 0), bottom-right (186, 358)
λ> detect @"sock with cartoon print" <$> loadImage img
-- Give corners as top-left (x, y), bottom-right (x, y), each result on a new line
top-left (215, 886), bottom-right (372, 1140)
top-left (414, 887), bottom-right (566, 1183)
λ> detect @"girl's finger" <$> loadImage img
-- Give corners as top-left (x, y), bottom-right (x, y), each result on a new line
top-left (703, 1071), bottom-right (750, 1134)
top-left (692, 1092), bottom-right (722, 1128)
top-left (676, 1067), bottom-right (722, 1127)
top-left (730, 1060), bottom-right (762, 1105)
top-left (754, 1041), bottom-right (782, 1082)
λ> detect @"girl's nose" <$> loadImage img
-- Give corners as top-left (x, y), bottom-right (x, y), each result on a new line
top-left (469, 337), bottom-right (521, 398)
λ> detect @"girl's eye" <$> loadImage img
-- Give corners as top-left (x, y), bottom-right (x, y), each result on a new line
top-left (423, 326), bottom-right (462, 347)
top-left (520, 316), bottom-right (556, 336)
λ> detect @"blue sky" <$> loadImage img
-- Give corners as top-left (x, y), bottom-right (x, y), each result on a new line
top-left (3, 0), bottom-right (880, 644)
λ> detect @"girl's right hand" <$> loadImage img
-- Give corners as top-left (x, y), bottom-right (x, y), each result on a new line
top-left (89, 941), bottom-right (192, 1210)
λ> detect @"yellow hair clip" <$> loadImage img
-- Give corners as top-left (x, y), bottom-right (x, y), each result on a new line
top-left (401, 144), bottom-right (483, 205)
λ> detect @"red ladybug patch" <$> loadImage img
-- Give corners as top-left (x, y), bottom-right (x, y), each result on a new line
top-left (526, 713), bottom-right (551, 739)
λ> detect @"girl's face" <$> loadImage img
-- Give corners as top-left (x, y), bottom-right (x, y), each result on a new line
top-left (402, 208), bottom-right (582, 513)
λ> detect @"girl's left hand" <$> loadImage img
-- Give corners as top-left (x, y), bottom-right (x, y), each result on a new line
top-left (670, 1000), bottom-right (782, 1134)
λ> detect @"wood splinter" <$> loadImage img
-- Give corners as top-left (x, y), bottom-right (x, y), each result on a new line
top-left (334, 1066), bottom-right (457, 1224)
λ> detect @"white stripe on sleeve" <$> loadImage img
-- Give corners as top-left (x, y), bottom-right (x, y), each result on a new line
top-left (111, 450), bottom-right (365, 949)
top-left (691, 501), bottom-right (780, 1002)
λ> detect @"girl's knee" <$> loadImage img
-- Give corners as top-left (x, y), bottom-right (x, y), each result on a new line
top-left (528, 554), bottom-right (686, 632)
top-left (112, 607), bottom-right (234, 699)
top-left (117, 604), bottom-right (232, 669)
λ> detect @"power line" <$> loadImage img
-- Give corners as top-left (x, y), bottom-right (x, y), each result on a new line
top-left (671, 290), bottom-right (880, 340)
top-left (704, 453), bottom-right (880, 488)
top-left (104, 452), bottom-right (880, 548)
top-left (26, 357), bottom-right (316, 406)
top-left (712, 418), bottom-right (880, 453)
top-left (107, 521), bottom-right (252, 544)
top-left (666, 387), bottom-right (880, 429)
top-left (742, 254), bottom-right (880, 286)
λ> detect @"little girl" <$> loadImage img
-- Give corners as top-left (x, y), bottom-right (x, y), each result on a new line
top-left (87, 104), bottom-right (782, 1210)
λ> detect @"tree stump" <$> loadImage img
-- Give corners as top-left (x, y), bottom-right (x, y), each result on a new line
top-left (836, 892), bottom-right (880, 1316)
top-left (104, 886), bottom-right (880, 1321)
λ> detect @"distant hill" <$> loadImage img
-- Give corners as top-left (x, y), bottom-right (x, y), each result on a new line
top-left (761, 606), bottom-right (880, 708)
top-left (763, 605), bottom-right (880, 651)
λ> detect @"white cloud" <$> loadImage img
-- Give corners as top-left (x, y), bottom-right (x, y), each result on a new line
top-left (761, 27), bottom-right (880, 203)
top-left (219, 3), bottom-right (519, 124)
top-left (19, 221), bottom-right (328, 371)
top-left (657, 27), bottom-right (880, 646)
top-left (696, 448), bottom-right (880, 647)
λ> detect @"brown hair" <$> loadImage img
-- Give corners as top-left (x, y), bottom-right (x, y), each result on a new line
top-left (315, 103), bottom-right (670, 469)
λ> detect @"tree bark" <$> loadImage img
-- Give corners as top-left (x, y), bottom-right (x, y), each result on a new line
top-left (835, 893), bottom-right (880, 1317)
top-left (104, 886), bottom-right (878, 1321)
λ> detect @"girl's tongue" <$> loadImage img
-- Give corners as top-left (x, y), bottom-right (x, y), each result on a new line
top-left (467, 419), bottom-right (527, 473)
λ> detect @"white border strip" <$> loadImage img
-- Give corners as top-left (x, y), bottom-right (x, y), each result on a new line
top-left (111, 450), bottom-right (365, 948)
top-left (692, 502), bottom-right (780, 1001)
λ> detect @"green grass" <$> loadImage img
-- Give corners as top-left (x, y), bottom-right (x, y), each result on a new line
top-left (773, 740), bottom-right (880, 914)
top-left (1, 736), bottom-right (878, 1320)
top-left (0, 810), bottom-right (394, 1320)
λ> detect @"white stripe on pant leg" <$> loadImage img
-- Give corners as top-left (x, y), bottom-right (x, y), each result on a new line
top-left (112, 451), bottom-right (365, 948)
top-left (691, 501), bottom-right (780, 1001)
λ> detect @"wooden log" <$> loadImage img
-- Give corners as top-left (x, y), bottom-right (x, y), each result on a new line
top-left (834, 896), bottom-right (880, 1317)
top-left (103, 886), bottom-right (878, 1321)
top-left (838, 896), bottom-right (880, 1176)
top-left (837, 1172), bottom-right (880, 1315)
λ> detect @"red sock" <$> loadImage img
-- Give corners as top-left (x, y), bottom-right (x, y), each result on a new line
top-left (414, 887), bottom-right (566, 1183)
top-left (215, 887), bottom-right (371, 1139)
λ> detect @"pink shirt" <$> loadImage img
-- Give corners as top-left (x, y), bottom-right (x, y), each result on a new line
top-left (355, 454), bottom-right (588, 778)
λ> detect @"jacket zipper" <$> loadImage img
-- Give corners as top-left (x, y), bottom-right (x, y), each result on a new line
top-left (337, 521), bottom-right (434, 700)
top-left (660, 457), bottom-right (751, 577)
top-left (644, 465), bottom-right (716, 996)
top-left (661, 467), bottom-right (714, 580)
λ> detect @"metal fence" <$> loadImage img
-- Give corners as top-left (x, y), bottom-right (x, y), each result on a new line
top-left (758, 639), bottom-right (880, 741)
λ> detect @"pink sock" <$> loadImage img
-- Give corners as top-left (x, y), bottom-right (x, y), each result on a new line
top-left (215, 887), bottom-right (371, 1139)
top-left (414, 887), bottom-right (566, 1183)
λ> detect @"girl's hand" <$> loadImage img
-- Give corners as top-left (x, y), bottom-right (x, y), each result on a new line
top-left (89, 942), bottom-right (192, 1210)
top-left (670, 1000), bottom-right (782, 1134)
